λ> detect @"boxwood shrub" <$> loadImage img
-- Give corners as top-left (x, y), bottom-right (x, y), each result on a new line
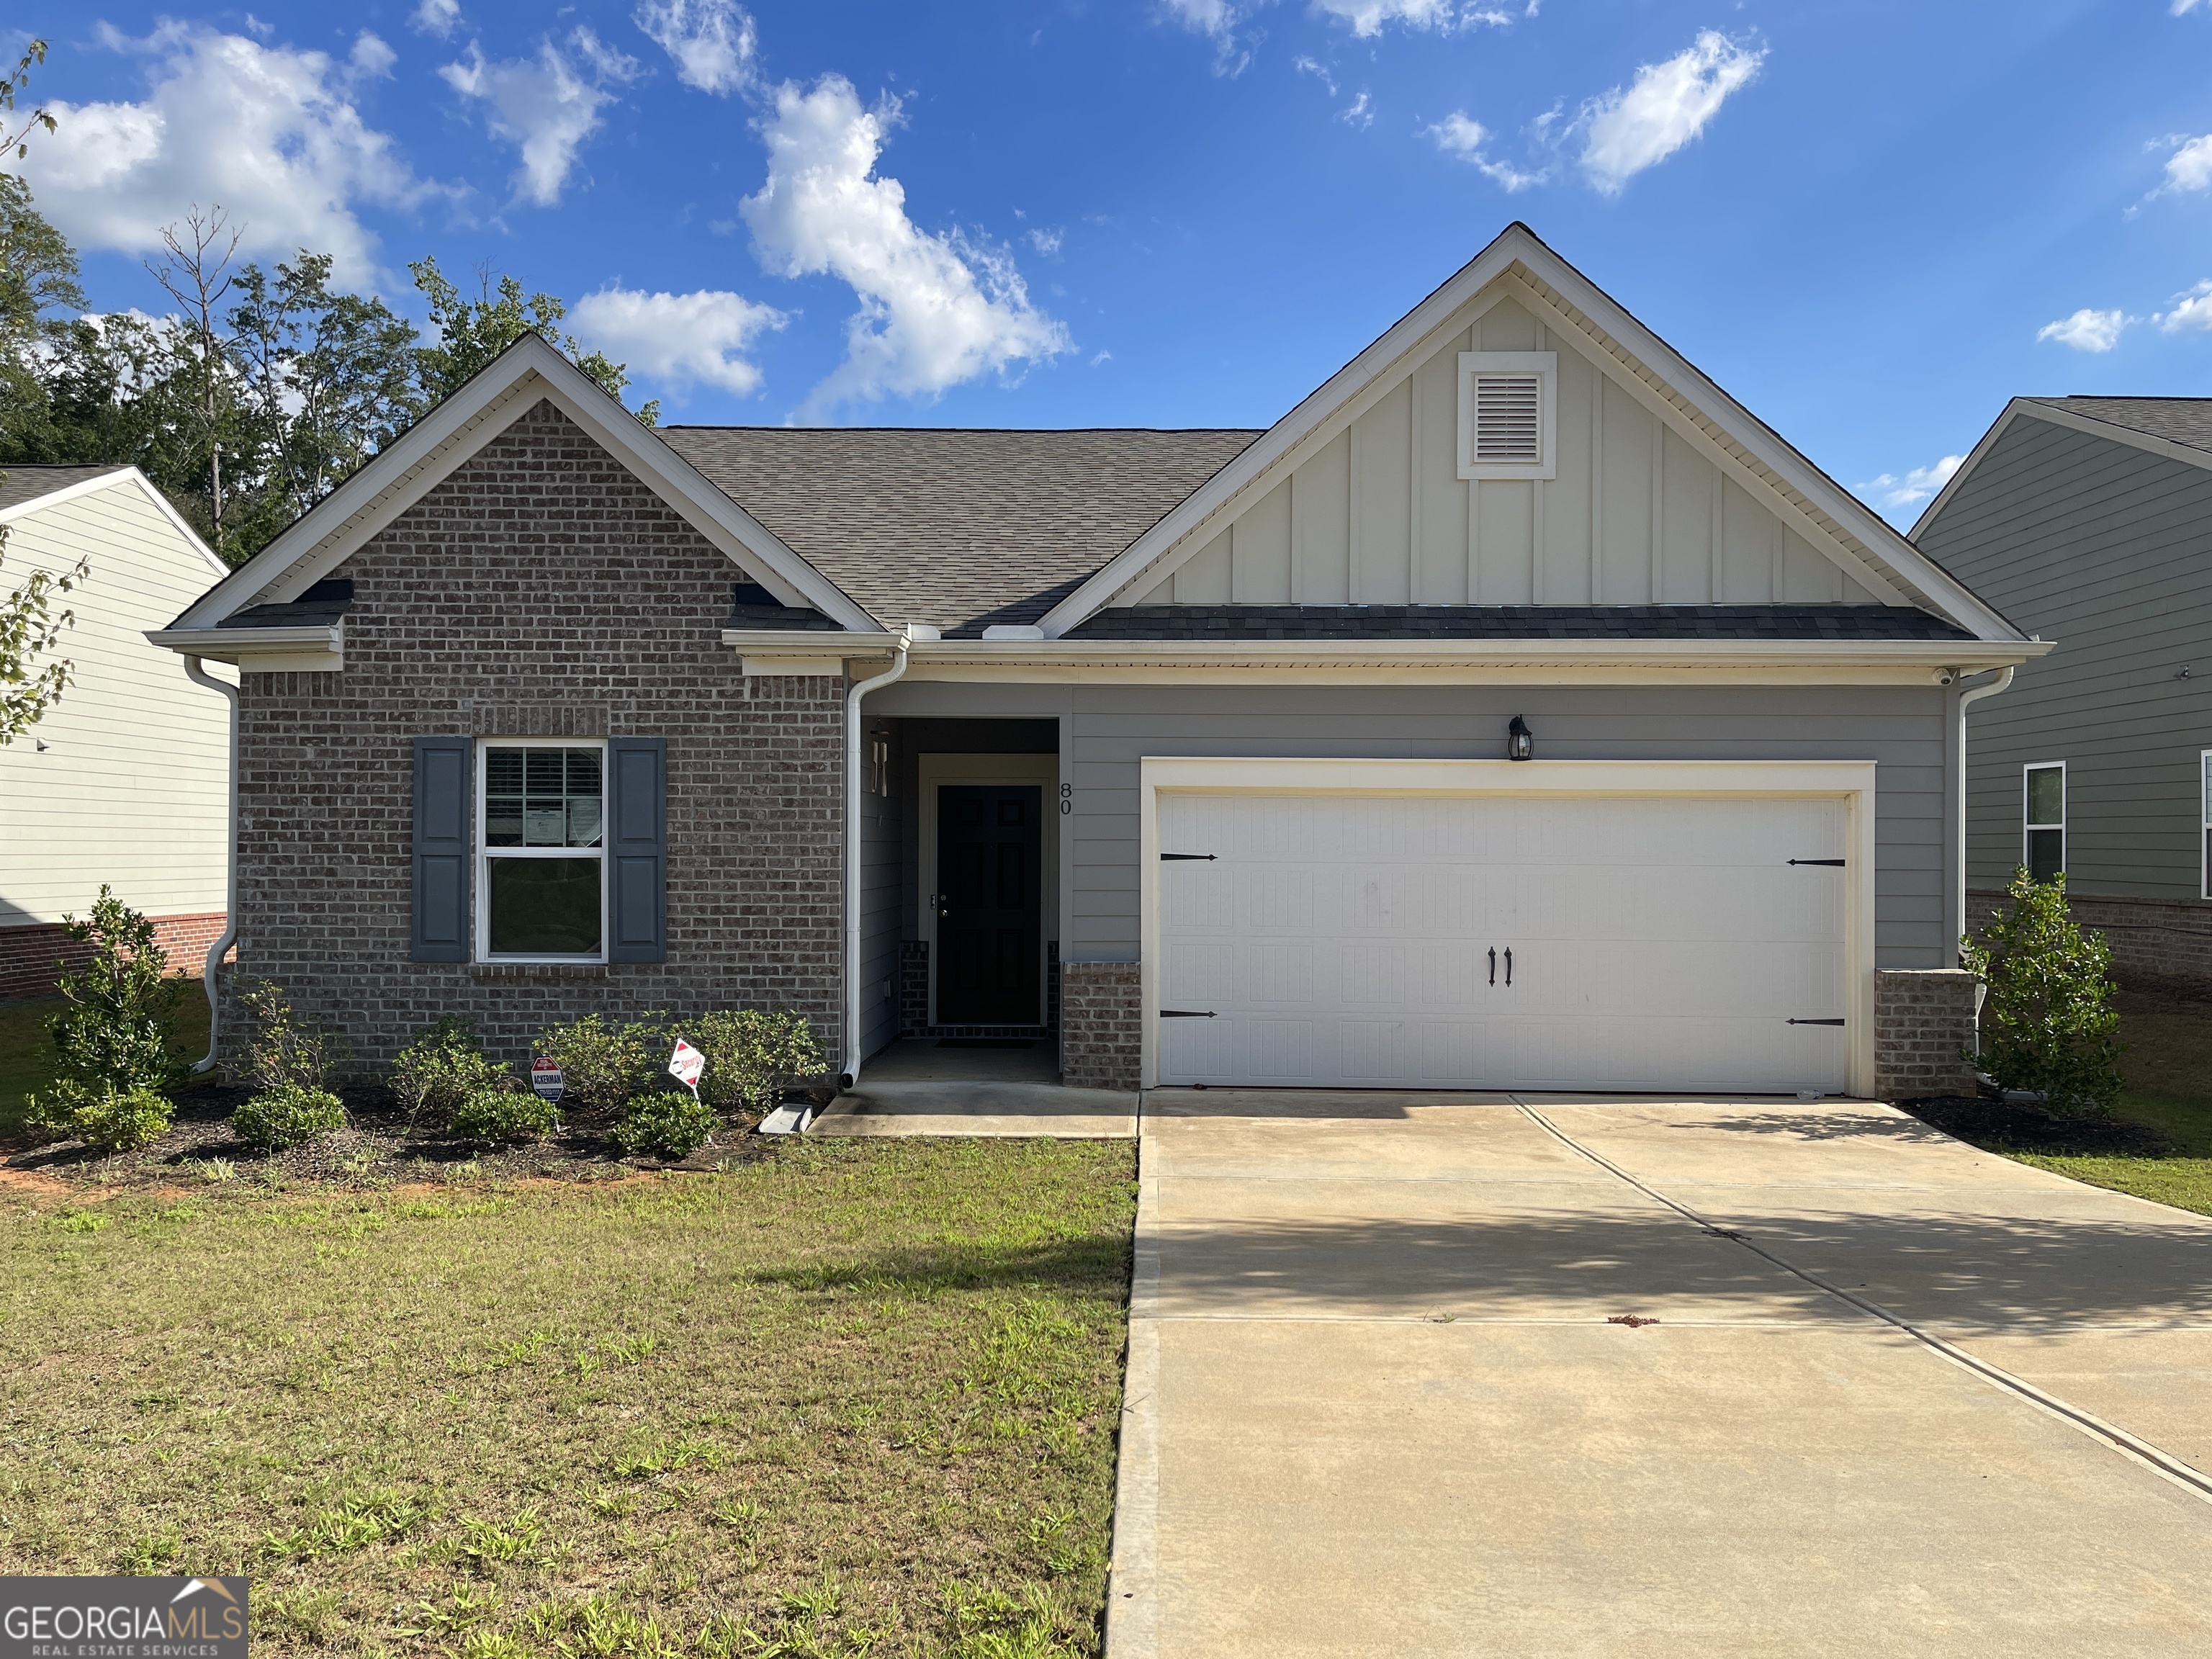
top-left (233, 1084), bottom-right (346, 1153)
top-left (451, 1086), bottom-right (562, 1146)
top-left (613, 1089), bottom-right (716, 1160)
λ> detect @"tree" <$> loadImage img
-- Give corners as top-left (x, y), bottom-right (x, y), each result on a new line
top-left (0, 38), bottom-right (55, 161)
top-left (1960, 868), bottom-right (2125, 1113)
top-left (147, 205), bottom-right (245, 554)
top-left (410, 256), bottom-right (656, 424)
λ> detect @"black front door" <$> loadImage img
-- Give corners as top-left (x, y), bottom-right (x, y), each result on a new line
top-left (936, 784), bottom-right (1042, 1025)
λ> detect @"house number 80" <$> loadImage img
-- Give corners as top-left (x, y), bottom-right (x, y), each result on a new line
top-left (1059, 782), bottom-right (1072, 816)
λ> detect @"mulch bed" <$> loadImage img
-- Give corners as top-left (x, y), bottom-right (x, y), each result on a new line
top-left (1897, 1093), bottom-right (2177, 1158)
top-left (1, 1078), bottom-right (832, 1192)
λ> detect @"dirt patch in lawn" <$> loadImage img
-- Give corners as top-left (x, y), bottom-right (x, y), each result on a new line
top-left (1899, 1094), bottom-right (2180, 1159)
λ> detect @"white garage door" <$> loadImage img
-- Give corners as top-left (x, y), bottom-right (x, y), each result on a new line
top-left (1156, 791), bottom-right (1850, 1094)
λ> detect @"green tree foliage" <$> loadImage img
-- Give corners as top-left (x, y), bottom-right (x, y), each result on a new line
top-left (1961, 868), bottom-right (2125, 1113)
top-left (410, 256), bottom-right (655, 423)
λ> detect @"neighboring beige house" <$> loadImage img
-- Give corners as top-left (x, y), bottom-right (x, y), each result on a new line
top-left (0, 466), bottom-right (233, 997)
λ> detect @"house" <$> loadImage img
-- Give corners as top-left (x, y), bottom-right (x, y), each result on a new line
top-left (1, 466), bottom-right (235, 999)
top-left (148, 224), bottom-right (2044, 1102)
top-left (1914, 397), bottom-right (2212, 985)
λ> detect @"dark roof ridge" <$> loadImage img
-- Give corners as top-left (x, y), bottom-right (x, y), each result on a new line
top-left (656, 423), bottom-right (1267, 435)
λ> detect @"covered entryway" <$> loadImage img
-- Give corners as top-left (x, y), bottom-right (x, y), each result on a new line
top-left (1145, 759), bottom-right (1876, 1097)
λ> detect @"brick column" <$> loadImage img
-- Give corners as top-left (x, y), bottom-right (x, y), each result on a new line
top-left (1061, 961), bottom-right (1141, 1092)
top-left (1874, 968), bottom-right (1982, 1102)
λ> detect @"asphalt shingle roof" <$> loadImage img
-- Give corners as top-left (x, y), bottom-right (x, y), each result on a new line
top-left (1069, 604), bottom-right (1975, 642)
top-left (2031, 397), bottom-right (2212, 455)
top-left (0, 464), bottom-right (125, 513)
top-left (660, 426), bottom-right (1261, 635)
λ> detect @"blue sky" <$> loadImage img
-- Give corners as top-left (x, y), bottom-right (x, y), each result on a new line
top-left (9, 1), bottom-right (2212, 524)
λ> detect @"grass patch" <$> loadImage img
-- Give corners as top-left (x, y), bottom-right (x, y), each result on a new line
top-left (1907, 975), bottom-right (2212, 1218)
top-left (0, 1137), bottom-right (1136, 1657)
top-left (0, 989), bottom-right (211, 1144)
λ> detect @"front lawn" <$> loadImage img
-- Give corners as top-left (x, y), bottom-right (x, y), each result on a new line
top-left (1906, 975), bottom-right (2212, 1218)
top-left (0, 1138), bottom-right (1137, 1658)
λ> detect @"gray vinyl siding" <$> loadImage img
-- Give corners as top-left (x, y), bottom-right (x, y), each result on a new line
top-left (1916, 415), bottom-right (2212, 901)
top-left (871, 680), bottom-right (1951, 970)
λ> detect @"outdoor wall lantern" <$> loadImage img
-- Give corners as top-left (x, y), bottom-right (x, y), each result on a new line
top-left (1506, 715), bottom-right (1534, 762)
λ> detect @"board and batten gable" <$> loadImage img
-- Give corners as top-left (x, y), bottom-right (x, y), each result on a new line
top-left (0, 474), bottom-right (233, 928)
top-left (1915, 410), bottom-right (2212, 901)
top-left (1130, 293), bottom-right (1889, 610)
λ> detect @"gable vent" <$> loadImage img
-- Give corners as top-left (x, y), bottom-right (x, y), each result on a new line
top-left (1475, 375), bottom-right (1542, 462)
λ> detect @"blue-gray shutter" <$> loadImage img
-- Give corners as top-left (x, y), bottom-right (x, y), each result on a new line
top-left (411, 736), bottom-right (472, 962)
top-left (607, 737), bottom-right (667, 963)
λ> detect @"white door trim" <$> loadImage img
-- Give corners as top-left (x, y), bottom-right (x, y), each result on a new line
top-left (917, 752), bottom-right (1061, 1028)
top-left (1138, 757), bottom-right (1880, 1097)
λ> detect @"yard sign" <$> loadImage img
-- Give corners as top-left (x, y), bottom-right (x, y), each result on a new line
top-left (667, 1038), bottom-right (705, 1100)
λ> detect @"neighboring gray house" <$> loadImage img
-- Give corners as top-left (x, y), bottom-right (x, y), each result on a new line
top-left (1915, 397), bottom-right (2212, 984)
top-left (149, 223), bottom-right (2041, 1102)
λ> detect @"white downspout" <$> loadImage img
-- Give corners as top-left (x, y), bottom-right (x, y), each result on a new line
top-left (183, 655), bottom-right (239, 1074)
top-left (1955, 665), bottom-right (2015, 964)
top-left (841, 629), bottom-right (912, 1087)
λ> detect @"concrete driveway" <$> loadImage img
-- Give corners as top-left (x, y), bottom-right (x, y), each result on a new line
top-left (1106, 1093), bottom-right (2212, 1658)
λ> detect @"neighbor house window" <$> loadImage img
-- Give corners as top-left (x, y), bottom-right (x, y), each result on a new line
top-left (479, 741), bottom-right (605, 959)
top-left (2024, 762), bottom-right (2064, 884)
top-left (2202, 752), bottom-right (2212, 899)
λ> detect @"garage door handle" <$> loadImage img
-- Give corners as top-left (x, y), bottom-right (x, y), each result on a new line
top-left (1788, 858), bottom-right (1846, 867)
top-left (1160, 1009), bottom-right (1217, 1018)
top-left (1788, 1017), bottom-right (1846, 1026)
top-left (1488, 947), bottom-right (1496, 986)
top-left (1161, 853), bottom-right (1216, 861)
top-left (1504, 948), bottom-right (1513, 987)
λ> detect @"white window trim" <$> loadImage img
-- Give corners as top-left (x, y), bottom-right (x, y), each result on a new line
top-left (2200, 750), bottom-right (2212, 901)
top-left (475, 737), bottom-right (609, 965)
top-left (2023, 760), bottom-right (2065, 879)
top-left (1457, 350), bottom-right (1557, 482)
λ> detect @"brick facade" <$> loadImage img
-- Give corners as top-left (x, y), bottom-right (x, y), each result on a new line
top-left (230, 400), bottom-right (847, 1068)
top-left (1873, 968), bottom-right (1982, 1102)
top-left (1972, 887), bottom-right (2212, 988)
top-left (1061, 961), bottom-right (1141, 1092)
top-left (1, 912), bottom-right (232, 1001)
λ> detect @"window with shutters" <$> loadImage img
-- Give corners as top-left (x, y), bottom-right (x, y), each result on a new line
top-left (478, 739), bottom-right (606, 961)
top-left (1456, 351), bottom-right (1557, 481)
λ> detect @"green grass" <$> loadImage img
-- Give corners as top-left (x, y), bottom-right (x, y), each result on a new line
top-left (0, 988), bottom-right (212, 1142)
top-left (0, 1138), bottom-right (1136, 1658)
top-left (1995, 982), bottom-right (2212, 1218)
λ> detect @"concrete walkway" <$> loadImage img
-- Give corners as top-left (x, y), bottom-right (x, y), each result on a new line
top-left (1108, 1092), bottom-right (2212, 1658)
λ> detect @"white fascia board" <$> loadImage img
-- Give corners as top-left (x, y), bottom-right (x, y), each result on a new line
top-left (1040, 223), bottom-right (2025, 644)
top-left (891, 635), bottom-right (2050, 687)
top-left (719, 628), bottom-right (873, 676)
top-left (1912, 400), bottom-right (2212, 544)
top-left (170, 336), bottom-right (884, 635)
top-left (146, 621), bottom-right (343, 672)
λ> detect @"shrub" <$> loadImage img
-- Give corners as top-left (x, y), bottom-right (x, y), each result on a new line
top-left (451, 1087), bottom-right (562, 1146)
top-left (24, 1081), bottom-right (174, 1154)
top-left (612, 1089), bottom-right (716, 1160)
top-left (233, 1084), bottom-right (347, 1153)
top-left (535, 1014), bottom-right (664, 1112)
top-left (45, 886), bottom-right (186, 1098)
top-left (686, 1010), bottom-right (828, 1112)
top-left (234, 979), bottom-right (354, 1093)
top-left (391, 1017), bottom-right (510, 1130)
top-left (1961, 868), bottom-right (2124, 1113)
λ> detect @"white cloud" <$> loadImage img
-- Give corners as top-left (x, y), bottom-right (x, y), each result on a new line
top-left (634, 0), bottom-right (757, 95)
top-left (1162, 0), bottom-right (1527, 71)
top-left (2164, 132), bottom-right (2212, 193)
top-left (441, 28), bottom-right (637, 207)
top-left (568, 286), bottom-right (784, 395)
top-left (2175, 0), bottom-right (2205, 14)
top-left (1578, 30), bottom-right (1763, 195)
top-left (1313, 1), bottom-right (1458, 36)
top-left (742, 75), bottom-right (1071, 419)
top-left (16, 24), bottom-right (439, 284)
top-left (1427, 111), bottom-right (1548, 191)
top-left (2037, 308), bottom-right (2132, 352)
top-left (1027, 227), bottom-right (1064, 256)
top-left (413, 0), bottom-right (462, 39)
top-left (2158, 279), bottom-right (2212, 332)
top-left (1339, 90), bottom-right (1373, 128)
top-left (1858, 455), bottom-right (1962, 512)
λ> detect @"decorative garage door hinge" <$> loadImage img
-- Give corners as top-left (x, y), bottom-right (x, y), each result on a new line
top-left (1160, 853), bottom-right (1217, 860)
top-left (1159, 1009), bottom-right (1218, 1018)
top-left (1788, 858), bottom-right (1846, 866)
top-left (1787, 1018), bottom-right (1847, 1026)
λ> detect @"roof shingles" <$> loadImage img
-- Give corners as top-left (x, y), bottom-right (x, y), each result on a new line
top-left (660, 426), bottom-right (1259, 635)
